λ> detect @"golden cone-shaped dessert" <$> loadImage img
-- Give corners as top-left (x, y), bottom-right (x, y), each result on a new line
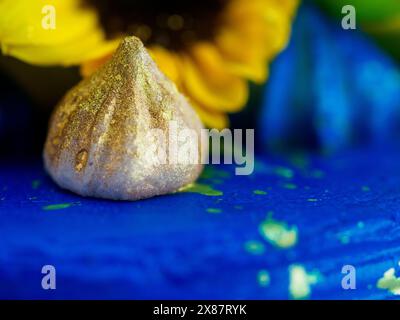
top-left (44, 37), bottom-right (205, 200)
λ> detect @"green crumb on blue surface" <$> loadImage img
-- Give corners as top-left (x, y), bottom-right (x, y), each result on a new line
top-left (259, 217), bottom-right (297, 249)
top-left (253, 190), bottom-right (268, 195)
top-left (244, 240), bottom-right (265, 255)
top-left (179, 183), bottom-right (223, 196)
top-left (377, 267), bottom-right (400, 295)
top-left (289, 264), bottom-right (321, 299)
top-left (339, 234), bottom-right (350, 244)
top-left (282, 183), bottom-right (297, 190)
top-left (361, 186), bottom-right (370, 192)
top-left (290, 153), bottom-right (309, 169)
top-left (206, 208), bottom-right (222, 214)
top-left (307, 198), bottom-right (318, 202)
top-left (200, 166), bottom-right (230, 180)
top-left (42, 203), bottom-right (72, 211)
top-left (257, 270), bottom-right (271, 287)
top-left (31, 179), bottom-right (41, 190)
top-left (274, 166), bottom-right (294, 179)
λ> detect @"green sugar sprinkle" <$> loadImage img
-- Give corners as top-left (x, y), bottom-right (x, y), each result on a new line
top-left (253, 190), bottom-right (267, 195)
top-left (361, 186), bottom-right (370, 192)
top-left (42, 203), bottom-right (72, 211)
top-left (259, 217), bottom-right (297, 249)
top-left (289, 264), bottom-right (321, 300)
top-left (179, 183), bottom-right (223, 196)
top-left (339, 234), bottom-right (350, 245)
top-left (307, 198), bottom-right (318, 202)
top-left (200, 166), bottom-right (230, 180)
top-left (282, 183), bottom-right (297, 190)
top-left (290, 153), bottom-right (309, 169)
top-left (31, 179), bottom-right (41, 190)
top-left (274, 166), bottom-right (294, 179)
top-left (377, 266), bottom-right (400, 295)
top-left (257, 270), bottom-right (271, 287)
top-left (244, 240), bottom-right (265, 255)
top-left (206, 208), bottom-right (222, 214)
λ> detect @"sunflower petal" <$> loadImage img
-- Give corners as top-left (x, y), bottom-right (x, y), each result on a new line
top-left (215, 27), bottom-right (270, 82)
top-left (0, 0), bottom-right (116, 66)
top-left (80, 52), bottom-right (113, 77)
top-left (148, 45), bottom-right (182, 85)
top-left (187, 97), bottom-right (230, 129)
top-left (180, 43), bottom-right (248, 113)
top-left (216, 0), bottom-right (298, 83)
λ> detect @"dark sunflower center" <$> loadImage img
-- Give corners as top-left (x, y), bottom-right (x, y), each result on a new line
top-left (84, 0), bottom-right (227, 50)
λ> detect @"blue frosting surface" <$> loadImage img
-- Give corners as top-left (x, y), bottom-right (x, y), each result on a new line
top-left (1, 147), bottom-right (400, 299)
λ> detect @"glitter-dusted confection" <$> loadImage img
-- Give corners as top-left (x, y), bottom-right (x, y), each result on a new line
top-left (44, 36), bottom-right (205, 201)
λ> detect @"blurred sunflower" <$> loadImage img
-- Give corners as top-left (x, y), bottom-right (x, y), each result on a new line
top-left (0, 0), bottom-right (298, 128)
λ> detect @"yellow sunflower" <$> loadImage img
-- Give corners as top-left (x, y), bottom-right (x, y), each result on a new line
top-left (0, 0), bottom-right (299, 128)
